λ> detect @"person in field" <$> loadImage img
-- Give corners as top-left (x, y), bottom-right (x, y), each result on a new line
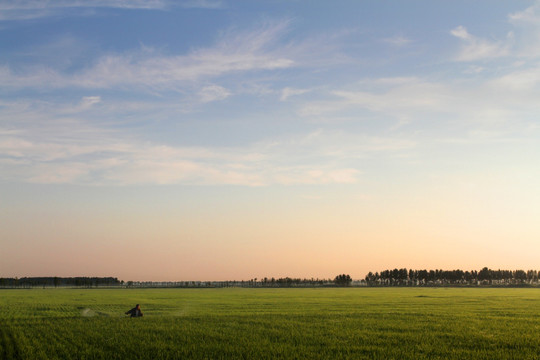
top-left (125, 304), bottom-right (143, 317)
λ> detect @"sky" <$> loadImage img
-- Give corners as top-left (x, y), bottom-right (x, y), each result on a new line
top-left (1, 0), bottom-right (540, 281)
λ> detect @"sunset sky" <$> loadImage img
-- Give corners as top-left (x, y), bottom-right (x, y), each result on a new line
top-left (1, 0), bottom-right (540, 281)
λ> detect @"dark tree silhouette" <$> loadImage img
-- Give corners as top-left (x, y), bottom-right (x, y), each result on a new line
top-left (334, 274), bottom-right (352, 286)
top-left (0, 277), bottom-right (121, 288)
top-left (364, 267), bottom-right (540, 287)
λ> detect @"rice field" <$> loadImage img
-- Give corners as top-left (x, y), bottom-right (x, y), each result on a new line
top-left (1, 287), bottom-right (539, 359)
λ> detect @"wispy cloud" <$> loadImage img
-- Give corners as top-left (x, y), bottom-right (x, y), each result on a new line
top-left (0, 21), bottom-right (294, 92)
top-left (382, 35), bottom-right (412, 47)
top-left (508, 1), bottom-right (540, 25)
top-left (197, 85), bottom-right (231, 103)
top-left (80, 96), bottom-right (101, 108)
top-left (450, 2), bottom-right (540, 61)
top-left (0, 97), bottom-right (416, 186)
top-left (508, 1), bottom-right (540, 57)
top-left (0, 1), bottom-right (226, 21)
top-left (450, 25), bottom-right (512, 61)
top-left (297, 66), bottom-right (540, 140)
top-left (490, 64), bottom-right (540, 91)
top-left (0, 0), bottom-right (173, 21)
top-left (298, 78), bottom-right (448, 118)
top-left (4, 3), bottom-right (539, 188)
top-left (0, 131), bottom-right (366, 186)
top-left (280, 87), bottom-right (311, 101)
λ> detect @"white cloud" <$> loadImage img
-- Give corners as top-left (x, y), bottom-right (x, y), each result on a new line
top-left (0, 131), bottom-right (367, 186)
top-left (490, 65), bottom-right (540, 90)
top-left (463, 65), bottom-right (485, 74)
top-left (450, 26), bottom-right (512, 61)
top-left (383, 35), bottom-right (412, 47)
top-left (509, 2), bottom-right (540, 25)
top-left (197, 85), bottom-right (231, 103)
top-left (507, 1), bottom-right (540, 57)
top-left (80, 96), bottom-right (101, 108)
top-left (299, 79), bottom-right (448, 118)
top-left (450, 26), bottom-right (470, 40)
top-left (448, 3), bottom-right (540, 60)
top-left (296, 67), bottom-right (540, 141)
top-left (280, 87), bottom-right (311, 101)
top-left (333, 82), bottom-right (447, 112)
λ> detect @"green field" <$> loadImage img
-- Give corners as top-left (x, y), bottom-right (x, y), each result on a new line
top-left (1, 288), bottom-right (539, 359)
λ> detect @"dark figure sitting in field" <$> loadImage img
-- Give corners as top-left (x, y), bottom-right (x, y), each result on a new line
top-left (125, 304), bottom-right (143, 317)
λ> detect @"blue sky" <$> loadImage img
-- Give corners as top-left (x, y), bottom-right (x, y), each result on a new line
top-left (1, 1), bottom-right (540, 280)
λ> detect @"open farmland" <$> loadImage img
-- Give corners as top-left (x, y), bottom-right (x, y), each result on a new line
top-left (1, 288), bottom-right (539, 359)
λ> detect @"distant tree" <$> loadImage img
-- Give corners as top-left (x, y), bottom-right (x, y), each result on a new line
top-left (514, 270), bottom-right (527, 283)
top-left (478, 267), bottom-right (491, 284)
top-left (334, 274), bottom-right (352, 286)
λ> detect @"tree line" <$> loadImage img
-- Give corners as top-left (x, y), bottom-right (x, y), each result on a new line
top-left (365, 267), bottom-right (540, 286)
top-left (2, 268), bottom-right (539, 288)
top-left (0, 276), bottom-right (352, 288)
top-left (121, 278), bottom-right (337, 288)
top-left (247, 275), bottom-right (352, 287)
top-left (0, 277), bottom-right (121, 288)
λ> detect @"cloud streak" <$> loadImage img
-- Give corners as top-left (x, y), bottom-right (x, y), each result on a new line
top-left (0, 131), bottom-right (368, 186)
top-left (450, 25), bottom-right (512, 61)
top-left (0, 0), bottom-right (170, 10)
top-left (0, 0), bottom-right (171, 21)
top-left (509, 1), bottom-right (540, 25)
top-left (0, 96), bottom-right (415, 186)
top-left (297, 64), bottom-right (540, 143)
top-left (0, 21), bottom-right (294, 92)
top-left (0, 0), bottom-right (224, 21)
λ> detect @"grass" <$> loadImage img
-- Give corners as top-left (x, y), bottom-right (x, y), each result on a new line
top-left (0, 287), bottom-right (539, 359)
